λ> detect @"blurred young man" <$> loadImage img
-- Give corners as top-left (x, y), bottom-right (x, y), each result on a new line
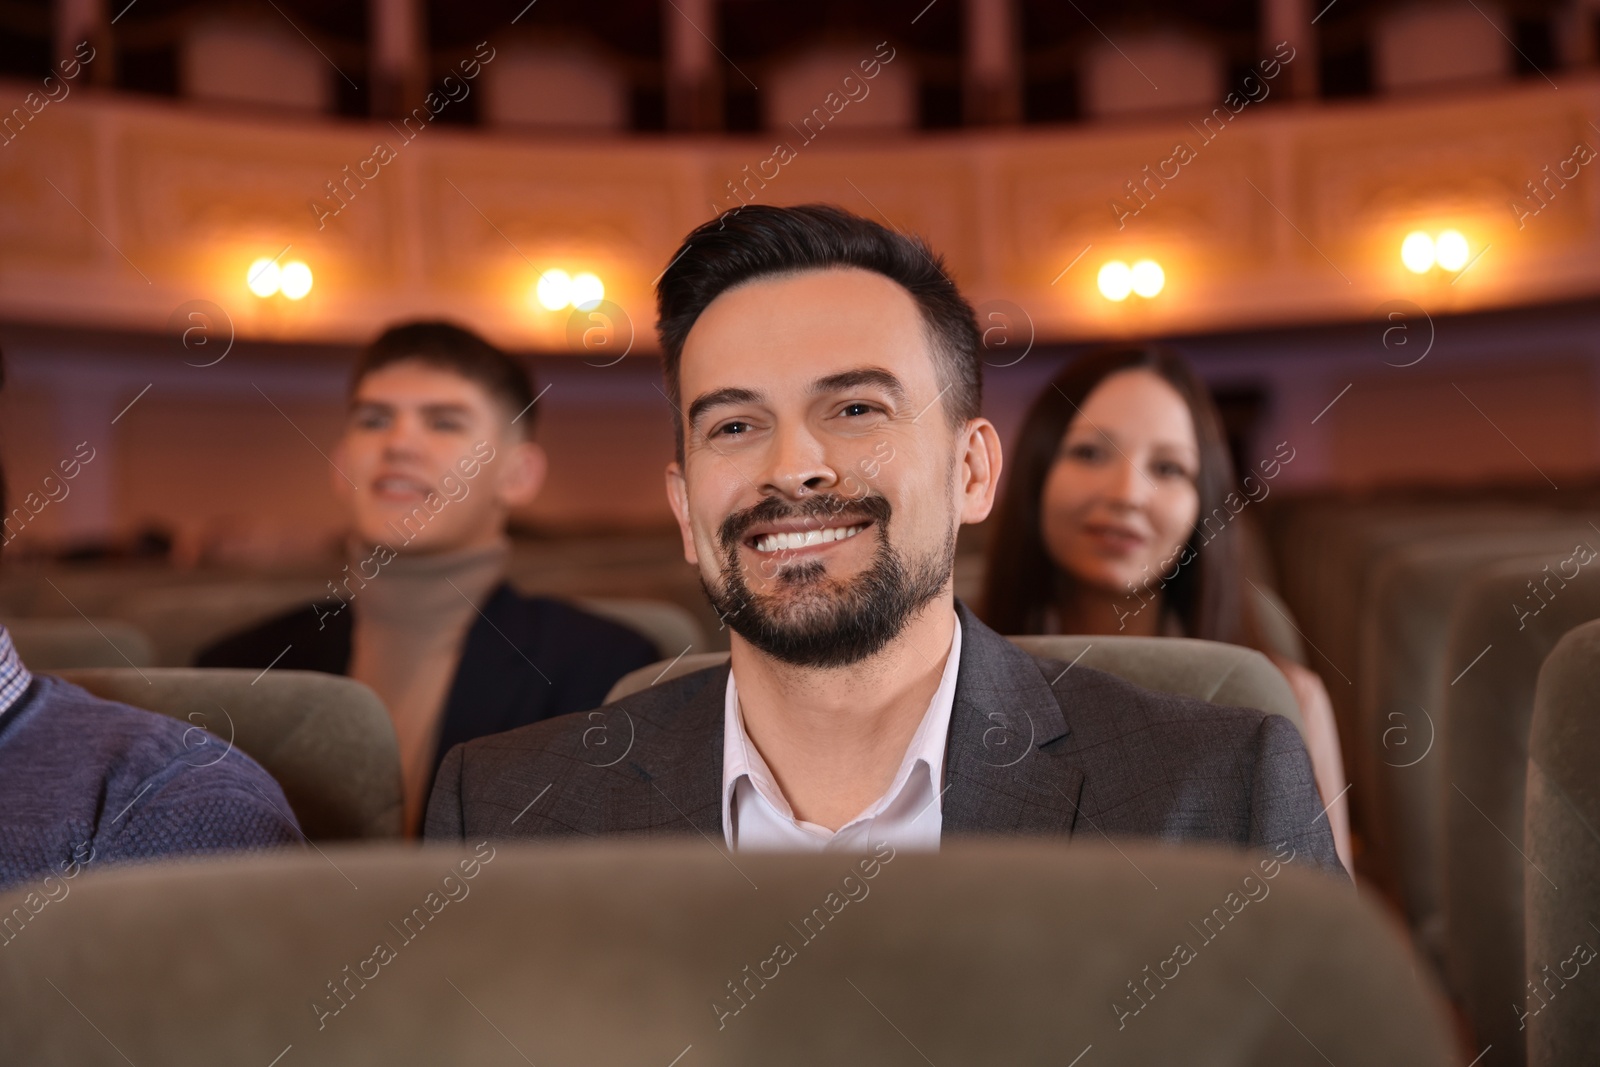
top-left (200, 322), bottom-right (657, 835)
top-left (0, 351), bottom-right (299, 891)
top-left (424, 207), bottom-right (1341, 875)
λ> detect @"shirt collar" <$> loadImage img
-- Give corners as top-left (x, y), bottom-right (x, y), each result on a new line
top-left (0, 625), bottom-right (35, 725)
top-left (721, 613), bottom-right (963, 845)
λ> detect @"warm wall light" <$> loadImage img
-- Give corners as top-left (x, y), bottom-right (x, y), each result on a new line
top-left (536, 269), bottom-right (572, 310)
top-left (247, 256), bottom-right (313, 298)
top-left (1130, 259), bottom-right (1165, 298)
top-left (1098, 259), bottom-right (1164, 301)
top-left (570, 272), bottom-right (604, 310)
top-left (1401, 231), bottom-right (1435, 273)
top-left (279, 261), bottom-right (313, 300)
top-left (247, 257), bottom-right (281, 297)
top-left (1098, 261), bottom-right (1133, 301)
top-left (1401, 229), bottom-right (1472, 274)
top-left (1435, 229), bottom-right (1469, 272)
top-left (534, 269), bottom-right (605, 311)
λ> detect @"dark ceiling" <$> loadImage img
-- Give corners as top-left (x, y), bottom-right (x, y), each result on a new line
top-left (0, 0), bottom-right (1573, 127)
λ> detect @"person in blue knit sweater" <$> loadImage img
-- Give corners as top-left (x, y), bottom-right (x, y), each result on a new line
top-left (0, 353), bottom-right (301, 894)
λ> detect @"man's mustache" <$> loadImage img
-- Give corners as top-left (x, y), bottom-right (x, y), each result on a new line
top-left (718, 492), bottom-right (891, 553)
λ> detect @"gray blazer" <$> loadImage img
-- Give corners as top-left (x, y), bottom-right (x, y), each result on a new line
top-left (425, 600), bottom-right (1344, 874)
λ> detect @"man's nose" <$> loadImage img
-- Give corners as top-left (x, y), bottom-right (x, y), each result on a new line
top-left (379, 415), bottom-right (427, 459)
top-left (760, 424), bottom-right (839, 500)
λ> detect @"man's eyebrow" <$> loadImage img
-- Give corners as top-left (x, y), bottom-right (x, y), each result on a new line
top-left (687, 386), bottom-right (763, 426)
top-left (348, 399), bottom-right (474, 417)
top-left (418, 402), bottom-right (474, 419)
top-left (810, 368), bottom-right (909, 406)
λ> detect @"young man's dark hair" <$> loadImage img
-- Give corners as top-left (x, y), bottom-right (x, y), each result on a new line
top-left (0, 346), bottom-right (301, 889)
top-left (655, 203), bottom-right (983, 462)
top-left (354, 321), bottom-right (538, 436)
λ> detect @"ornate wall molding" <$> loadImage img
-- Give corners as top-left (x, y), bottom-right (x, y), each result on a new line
top-left (1, 76), bottom-right (1596, 349)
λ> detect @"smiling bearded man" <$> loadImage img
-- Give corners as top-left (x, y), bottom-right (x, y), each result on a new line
top-left (424, 204), bottom-right (1344, 875)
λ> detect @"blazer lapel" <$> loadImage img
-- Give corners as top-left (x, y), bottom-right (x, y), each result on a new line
top-left (941, 600), bottom-right (1084, 839)
top-left (436, 584), bottom-right (541, 760)
top-left (590, 603), bottom-right (1081, 843)
top-left (295, 600), bottom-right (354, 674)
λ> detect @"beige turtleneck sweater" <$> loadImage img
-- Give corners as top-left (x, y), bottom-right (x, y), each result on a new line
top-left (346, 536), bottom-right (510, 838)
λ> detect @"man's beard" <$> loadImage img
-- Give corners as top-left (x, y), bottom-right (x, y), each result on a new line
top-left (701, 491), bottom-right (956, 668)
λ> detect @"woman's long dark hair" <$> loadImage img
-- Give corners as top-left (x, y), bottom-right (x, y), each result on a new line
top-left (980, 343), bottom-right (1265, 650)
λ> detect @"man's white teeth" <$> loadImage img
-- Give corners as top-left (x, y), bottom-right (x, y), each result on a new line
top-left (375, 478), bottom-right (425, 494)
top-left (753, 524), bottom-right (868, 553)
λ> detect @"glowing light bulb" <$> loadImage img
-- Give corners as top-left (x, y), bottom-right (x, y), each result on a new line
top-left (1098, 261), bottom-right (1133, 301)
top-left (247, 257), bottom-right (281, 297)
top-left (536, 269), bottom-right (573, 310)
top-left (279, 261), bottom-right (313, 300)
top-left (1130, 259), bottom-right (1165, 298)
top-left (1434, 230), bottom-right (1469, 272)
top-left (1401, 231), bottom-right (1435, 274)
top-left (570, 272), bottom-right (605, 311)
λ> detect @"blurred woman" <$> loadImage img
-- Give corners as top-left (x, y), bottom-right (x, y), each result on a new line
top-left (981, 344), bottom-right (1352, 872)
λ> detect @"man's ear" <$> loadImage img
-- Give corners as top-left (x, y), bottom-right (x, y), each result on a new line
top-left (665, 460), bottom-right (699, 565)
top-left (496, 440), bottom-right (547, 508)
top-left (957, 417), bottom-right (1004, 526)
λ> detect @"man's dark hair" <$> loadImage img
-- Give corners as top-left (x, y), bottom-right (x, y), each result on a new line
top-left (655, 204), bottom-right (982, 462)
top-left (351, 321), bottom-right (537, 435)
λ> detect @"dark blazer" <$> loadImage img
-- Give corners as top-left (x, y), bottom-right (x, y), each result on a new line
top-left (197, 582), bottom-right (659, 795)
top-left (424, 599), bottom-right (1345, 874)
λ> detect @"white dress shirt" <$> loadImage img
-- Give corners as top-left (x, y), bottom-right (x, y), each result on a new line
top-left (721, 615), bottom-right (962, 852)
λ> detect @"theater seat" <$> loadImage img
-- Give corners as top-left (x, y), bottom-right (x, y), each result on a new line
top-left (1010, 636), bottom-right (1304, 732)
top-left (605, 636), bottom-right (1305, 735)
top-left (1439, 555), bottom-right (1600, 1065)
top-left (6, 618), bottom-right (155, 670)
top-left (1277, 503), bottom-right (1558, 744)
top-left (1357, 523), bottom-right (1600, 961)
top-left (1524, 619), bottom-right (1600, 1067)
top-left (106, 580), bottom-right (326, 667)
top-left (57, 668), bottom-right (401, 841)
top-left (0, 840), bottom-right (1455, 1065)
top-left (575, 596), bottom-right (708, 659)
top-left (607, 650), bottom-right (727, 701)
